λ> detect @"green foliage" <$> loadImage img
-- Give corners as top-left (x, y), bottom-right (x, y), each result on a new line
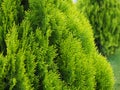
top-left (0, 0), bottom-right (114, 90)
top-left (57, 33), bottom-right (96, 90)
top-left (94, 54), bottom-right (114, 90)
top-left (77, 0), bottom-right (120, 56)
top-left (0, 0), bottom-right (24, 55)
top-left (58, 2), bottom-right (96, 54)
top-left (0, 54), bottom-right (7, 89)
top-left (6, 24), bottom-right (33, 90)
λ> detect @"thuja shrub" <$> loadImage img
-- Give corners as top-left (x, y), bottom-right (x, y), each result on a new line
top-left (77, 0), bottom-right (120, 56)
top-left (0, 0), bottom-right (114, 90)
top-left (57, 1), bottom-right (96, 54)
top-left (28, 0), bottom-right (96, 89)
top-left (57, 1), bottom-right (114, 89)
top-left (19, 21), bottom-right (65, 90)
top-left (57, 33), bottom-right (96, 90)
top-left (93, 53), bottom-right (114, 90)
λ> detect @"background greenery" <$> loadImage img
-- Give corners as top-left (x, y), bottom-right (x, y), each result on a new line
top-left (77, 0), bottom-right (120, 56)
top-left (109, 48), bottom-right (120, 90)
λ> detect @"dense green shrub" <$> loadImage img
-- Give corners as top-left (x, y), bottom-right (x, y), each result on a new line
top-left (93, 54), bottom-right (114, 90)
top-left (77, 0), bottom-right (120, 56)
top-left (0, 0), bottom-right (114, 90)
top-left (59, 2), bottom-right (114, 90)
top-left (57, 2), bottom-right (96, 54)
